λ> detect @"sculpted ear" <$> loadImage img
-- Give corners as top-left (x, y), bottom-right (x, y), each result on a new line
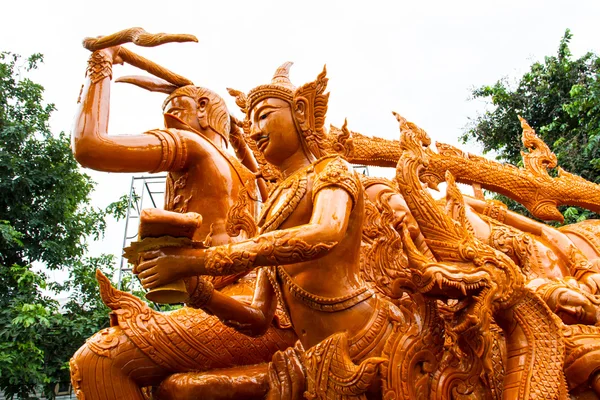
top-left (196, 97), bottom-right (209, 129)
top-left (293, 97), bottom-right (308, 127)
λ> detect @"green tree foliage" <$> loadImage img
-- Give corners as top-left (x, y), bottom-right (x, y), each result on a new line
top-left (462, 30), bottom-right (600, 224)
top-left (0, 52), bottom-right (126, 399)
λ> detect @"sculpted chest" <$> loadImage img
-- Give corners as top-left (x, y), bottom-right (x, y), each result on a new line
top-left (259, 167), bottom-right (315, 234)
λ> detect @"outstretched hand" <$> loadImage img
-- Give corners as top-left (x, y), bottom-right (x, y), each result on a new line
top-left (135, 247), bottom-right (204, 289)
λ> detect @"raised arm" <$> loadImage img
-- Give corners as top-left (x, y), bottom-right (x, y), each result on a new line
top-left (72, 47), bottom-right (163, 172)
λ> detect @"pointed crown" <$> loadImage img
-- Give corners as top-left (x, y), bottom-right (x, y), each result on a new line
top-left (228, 62), bottom-right (330, 158)
top-left (245, 61), bottom-right (296, 112)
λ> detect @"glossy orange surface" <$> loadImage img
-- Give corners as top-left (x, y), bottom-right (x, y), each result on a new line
top-left (70, 28), bottom-right (600, 400)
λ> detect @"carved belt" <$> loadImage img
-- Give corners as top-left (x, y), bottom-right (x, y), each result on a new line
top-left (276, 265), bottom-right (375, 312)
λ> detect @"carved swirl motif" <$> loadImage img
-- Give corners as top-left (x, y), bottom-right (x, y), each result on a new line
top-left (481, 199), bottom-right (508, 224)
top-left (486, 217), bottom-right (540, 279)
top-left (563, 324), bottom-right (600, 388)
top-left (347, 299), bottom-right (397, 360)
top-left (69, 357), bottom-right (85, 400)
top-left (258, 163), bottom-right (313, 234)
top-left (294, 66), bottom-right (330, 159)
top-left (87, 327), bottom-right (122, 358)
top-left (256, 233), bottom-right (337, 264)
top-left (323, 116), bottom-right (600, 223)
top-left (519, 116), bottom-right (558, 176)
top-left (560, 220), bottom-right (600, 255)
top-left (263, 266), bottom-right (292, 328)
top-left (164, 173), bottom-right (192, 213)
top-left (204, 234), bottom-right (336, 276)
top-left (226, 183), bottom-right (258, 238)
top-left (394, 112), bottom-right (569, 398)
top-left (204, 245), bottom-right (258, 276)
top-left (566, 244), bottom-right (600, 279)
top-left (95, 270), bottom-right (293, 371)
top-left (302, 332), bottom-right (386, 400)
top-left (185, 277), bottom-right (214, 309)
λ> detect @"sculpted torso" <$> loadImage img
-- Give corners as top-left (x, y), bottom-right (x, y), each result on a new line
top-left (260, 157), bottom-right (374, 349)
top-left (163, 129), bottom-right (255, 244)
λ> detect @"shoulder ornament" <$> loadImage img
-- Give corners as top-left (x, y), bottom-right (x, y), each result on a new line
top-left (312, 156), bottom-right (361, 207)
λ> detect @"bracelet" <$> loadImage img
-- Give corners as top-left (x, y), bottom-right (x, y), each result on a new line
top-left (186, 277), bottom-right (214, 309)
top-left (482, 200), bottom-right (508, 224)
top-left (204, 245), bottom-right (257, 276)
top-left (86, 51), bottom-right (113, 84)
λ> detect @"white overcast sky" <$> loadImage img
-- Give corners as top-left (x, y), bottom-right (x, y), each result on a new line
top-left (2, 0), bottom-right (600, 275)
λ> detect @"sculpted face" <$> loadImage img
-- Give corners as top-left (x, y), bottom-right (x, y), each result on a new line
top-left (250, 98), bottom-right (302, 166)
top-left (547, 286), bottom-right (598, 325)
top-left (163, 96), bottom-right (207, 133)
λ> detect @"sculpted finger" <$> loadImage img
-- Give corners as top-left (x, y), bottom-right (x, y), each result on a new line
top-left (267, 361), bottom-right (282, 398)
top-left (273, 352), bottom-right (292, 399)
top-left (137, 259), bottom-right (158, 275)
top-left (285, 348), bottom-right (305, 398)
top-left (142, 276), bottom-right (160, 289)
top-left (137, 265), bottom-right (158, 280)
top-left (140, 273), bottom-right (159, 285)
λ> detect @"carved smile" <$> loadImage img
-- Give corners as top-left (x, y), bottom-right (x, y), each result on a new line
top-left (257, 135), bottom-right (269, 152)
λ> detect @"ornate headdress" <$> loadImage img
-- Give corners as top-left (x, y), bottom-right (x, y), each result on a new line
top-left (228, 62), bottom-right (330, 159)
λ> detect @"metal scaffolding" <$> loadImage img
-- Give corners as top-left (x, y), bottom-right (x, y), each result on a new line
top-left (116, 175), bottom-right (167, 291)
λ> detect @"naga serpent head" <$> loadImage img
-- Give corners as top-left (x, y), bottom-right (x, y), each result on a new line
top-left (393, 112), bottom-right (524, 340)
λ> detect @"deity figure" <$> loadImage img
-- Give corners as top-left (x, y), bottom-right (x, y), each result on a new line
top-left (137, 62), bottom-right (402, 399)
top-left (69, 33), bottom-right (296, 400)
top-left (137, 62), bottom-right (600, 399)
